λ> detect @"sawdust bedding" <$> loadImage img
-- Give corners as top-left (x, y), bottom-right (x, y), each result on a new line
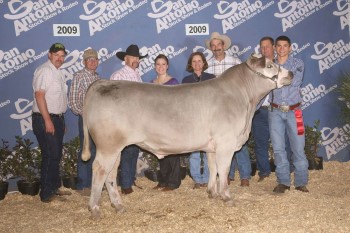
top-left (1, 161), bottom-right (349, 233)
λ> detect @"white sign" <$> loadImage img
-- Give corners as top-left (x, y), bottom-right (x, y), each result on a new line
top-left (53, 24), bottom-right (80, 37)
top-left (185, 24), bottom-right (209, 35)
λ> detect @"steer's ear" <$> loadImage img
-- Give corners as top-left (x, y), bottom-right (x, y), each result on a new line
top-left (249, 54), bottom-right (265, 68)
top-left (251, 53), bottom-right (262, 58)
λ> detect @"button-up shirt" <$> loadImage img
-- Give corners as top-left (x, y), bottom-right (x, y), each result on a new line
top-left (206, 54), bottom-right (241, 77)
top-left (69, 68), bottom-right (101, 115)
top-left (32, 60), bottom-right (67, 114)
top-left (269, 56), bottom-right (304, 106)
top-left (110, 65), bottom-right (142, 82)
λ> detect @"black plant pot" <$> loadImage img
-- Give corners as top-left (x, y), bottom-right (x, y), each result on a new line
top-left (17, 179), bottom-right (40, 196)
top-left (0, 181), bottom-right (9, 200)
top-left (308, 157), bottom-right (323, 170)
top-left (144, 169), bottom-right (160, 182)
top-left (62, 176), bottom-right (78, 190)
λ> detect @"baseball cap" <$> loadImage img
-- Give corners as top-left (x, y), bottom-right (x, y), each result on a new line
top-left (49, 43), bottom-right (67, 54)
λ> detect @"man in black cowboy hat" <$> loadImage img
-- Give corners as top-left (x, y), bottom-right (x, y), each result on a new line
top-left (110, 44), bottom-right (147, 194)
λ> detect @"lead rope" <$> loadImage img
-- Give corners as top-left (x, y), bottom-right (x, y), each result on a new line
top-left (271, 65), bottom-right (280, 112)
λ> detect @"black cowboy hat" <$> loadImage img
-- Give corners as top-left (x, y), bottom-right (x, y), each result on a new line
top-left (116, 44), bottom-right (148, 60)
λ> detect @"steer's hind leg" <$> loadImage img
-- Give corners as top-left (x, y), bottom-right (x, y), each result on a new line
top-left (89, 151), bottom-right (118, 219)
top-left (206, 152), bottom-right (218, 199)
top-left (105, 153), bottom-right (125, 213)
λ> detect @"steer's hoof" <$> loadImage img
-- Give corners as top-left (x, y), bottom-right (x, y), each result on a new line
top-left (223, 198), bottom-right (235, 207)
top-left (88, 206), bottom-right (101, 220)
top-left (207, 191), bottom-right (218, 199)
top-left (111, 203), bottom-right (126, 213)
top-left (90, 209), bottom-right (101, 220)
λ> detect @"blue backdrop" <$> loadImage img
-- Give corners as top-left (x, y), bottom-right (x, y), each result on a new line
top-left (1, 0), bottom-right (349, 162)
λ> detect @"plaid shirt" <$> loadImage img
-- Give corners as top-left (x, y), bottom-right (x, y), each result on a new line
top-left (110, 65), bottom-right (142, 82)
top-left (206, 54), bottom-right (242, 77)
top-left (68, 68), bottom-right (101, 115)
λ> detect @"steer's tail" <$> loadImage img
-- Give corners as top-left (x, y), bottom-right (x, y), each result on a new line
top-left (81, 116), bottom-right (91, 161)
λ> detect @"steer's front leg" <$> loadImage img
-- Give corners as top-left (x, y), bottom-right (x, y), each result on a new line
top-left (206, 152), bottom-right (218, 199)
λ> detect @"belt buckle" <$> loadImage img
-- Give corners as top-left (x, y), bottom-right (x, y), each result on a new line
top-left (279, 105), bottom-right (290, 112)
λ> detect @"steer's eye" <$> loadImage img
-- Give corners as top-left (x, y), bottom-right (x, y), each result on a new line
top-left (267, 65), bottom-right (272, 68)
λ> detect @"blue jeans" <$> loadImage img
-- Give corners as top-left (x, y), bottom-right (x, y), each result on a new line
top-left (119, 145), bottom-right (139, 189)
top-left (76, 115), bottom-right (96, 190)
top-left (252, 107), bottom-right (271, 177)
top-left (268, 109), bottom-right (308, 187)
top-left (189, 151), bottom-right (209, 184)
top-left (229, 144), bottom-right (251, 180)
top-left (32, 114), bottom-right (65, 201)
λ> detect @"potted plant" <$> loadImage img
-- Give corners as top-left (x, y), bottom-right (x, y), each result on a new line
top-left (11, 136), bottom-right (41, 196)
top-left (141, 150), bottom-right (160, 182)
top-left (0, 139), bottom-right (13, 200)
top-left (61, 136), bottom-right (79, 189)
top-left (338, 72), bottom-right (350, 142)
top-left (305, 120), bottom-right (323, 170)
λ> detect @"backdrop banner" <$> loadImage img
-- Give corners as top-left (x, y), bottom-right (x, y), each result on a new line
top-left (1, 0), bottom-right (349, 161)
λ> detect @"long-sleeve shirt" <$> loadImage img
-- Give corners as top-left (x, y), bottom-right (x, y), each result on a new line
top-left (69, 68), bottom-right (100, 115)
top-left (269, 56), bottom-right (304, 106)
top-left (110, 65), bottom-right (142, 82)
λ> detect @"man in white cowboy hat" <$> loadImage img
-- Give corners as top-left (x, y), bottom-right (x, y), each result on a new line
top-left (205, 32), bottom-right (252, 187)
top-left (205, 32), bottom-right (241, 77)
top-left (110, 44), bottom-right (147, 194)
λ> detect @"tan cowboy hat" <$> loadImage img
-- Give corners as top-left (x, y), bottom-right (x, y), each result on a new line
top-left (116, 44), bottom-right (148, 60)
top-left (205, 32), bottom-right (232, 51)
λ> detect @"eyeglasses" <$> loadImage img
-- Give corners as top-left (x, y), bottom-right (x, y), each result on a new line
top-left (86, 58), bottom-right (99, 62)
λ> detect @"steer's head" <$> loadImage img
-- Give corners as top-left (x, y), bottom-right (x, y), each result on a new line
top-left (246, 54), bottom-right (293, 88)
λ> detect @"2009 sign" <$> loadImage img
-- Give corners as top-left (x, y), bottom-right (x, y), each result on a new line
top-left (53, 24), bottom-right (80, 37)
top-left (185, 24), bottom-right (209, 36)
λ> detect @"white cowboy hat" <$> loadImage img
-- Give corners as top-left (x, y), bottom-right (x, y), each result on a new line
top-left (205, 32), bottom-right (232, 51)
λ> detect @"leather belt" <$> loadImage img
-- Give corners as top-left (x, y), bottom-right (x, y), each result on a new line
top-left (271, 103), bottom-right (300, 112)
top-left (32, 112), bottom-right (64, 118)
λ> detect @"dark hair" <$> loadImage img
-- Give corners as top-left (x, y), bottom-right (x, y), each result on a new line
top-left (186, 52), bottom-right (209, 72)
top-left (259, 36), bottom-right (274, 46)
top-left (275, 35), bottom-right (291, 46)
top-left (154, 54), bottom-right (169, 64)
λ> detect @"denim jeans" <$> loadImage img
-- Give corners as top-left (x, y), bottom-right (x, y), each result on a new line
top-left (32, 114), bottom-right (65, 201)
top-left (76, 115), bottom-right (96, 190)
top-left (119, 145), bottom-right (139, 189)
top-left (189, 151), bottom-right (209, 184)
top-left (268, 109), bottom-right (308, 187)
top-left (252, 107), bottom-right (271, 177)
top-left (229, 144), bottom-right (251, 180)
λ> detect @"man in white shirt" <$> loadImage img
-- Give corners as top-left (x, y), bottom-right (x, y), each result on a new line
top-left (32, 43), bottom-right (71, 202)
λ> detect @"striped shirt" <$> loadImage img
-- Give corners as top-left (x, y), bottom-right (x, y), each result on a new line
top-left (206, 54), bottom-right (242, 77)
top-left (32, 60), bottom-right (67, 114)
top-left (110, 65), bottom-right (142, 82)
top-left (69, 68), bottom-right (101, 115)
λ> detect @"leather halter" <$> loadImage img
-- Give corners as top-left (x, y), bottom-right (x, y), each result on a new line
top-left (245, 61), bottom-right (279, 88)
